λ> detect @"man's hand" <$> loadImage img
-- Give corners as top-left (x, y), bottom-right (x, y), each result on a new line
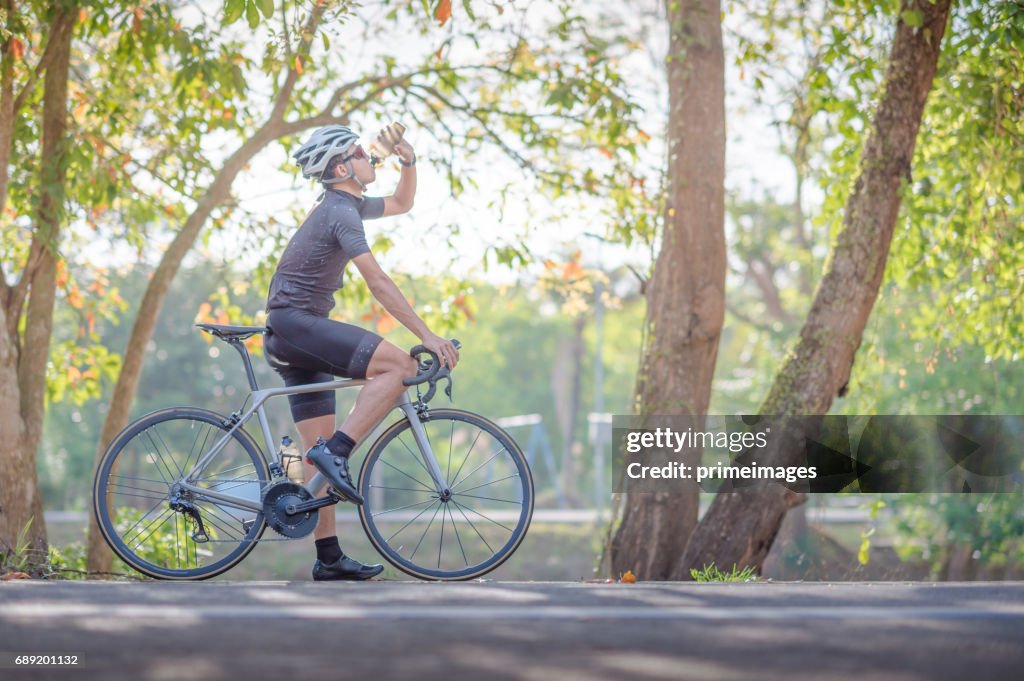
top-left (422, 333), bottom-right (459, 369)
top-left (393, 139), bottom-right (415, 165)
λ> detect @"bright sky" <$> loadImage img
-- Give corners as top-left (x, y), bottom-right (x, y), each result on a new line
top-left (79, 1), bottom-right (801, 289)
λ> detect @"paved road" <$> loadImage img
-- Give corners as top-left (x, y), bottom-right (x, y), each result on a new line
top-left (2, 581), bottom-right (1023, 680)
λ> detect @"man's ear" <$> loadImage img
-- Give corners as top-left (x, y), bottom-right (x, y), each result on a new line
top-left (334, 163), bottom-right (350, 180)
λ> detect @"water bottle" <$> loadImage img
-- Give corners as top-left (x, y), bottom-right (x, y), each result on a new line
top-left (279, 436), bottom-right (303, 483)
top-left (368, 121), bottom-right (407, 166)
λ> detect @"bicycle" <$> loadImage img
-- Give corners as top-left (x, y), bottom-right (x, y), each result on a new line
top-left (92, 323), bottom-right (534, 581)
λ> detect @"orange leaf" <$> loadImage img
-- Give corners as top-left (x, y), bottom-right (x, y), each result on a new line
top-left (434, 0), bottom-right (452, 25)
top-left (132, 6), bottom-right (144, 34)
top-left (376, 314), bottom-right (397, 335)
top-left (620, 570), bottom-right (637, 583)
top-left (2, 571), bottom-right (30, 580)
top-left (453, 294), bottom-right (475, 322)
top-left (598, 148), bottom-right (613, 159)
top-left (67, 366), bottom-right (82, 383)
top-left (67, 287), bottom-right (84, 310)
top-left (196, 302), bottom-right (212, 320)
top-left (562, 260), bottom-right (584, 281)
top-left (294, 56), bottom-right (303, 75)
top-left (10, 38), bottom-right (25, 61)
top-left (56, 261), bottom-right (69, 288)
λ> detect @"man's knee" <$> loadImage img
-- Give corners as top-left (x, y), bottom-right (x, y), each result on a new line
top-left (368, 341), bottom-right (417, 379)
top-left (399, 353), bottom-right (418, 378)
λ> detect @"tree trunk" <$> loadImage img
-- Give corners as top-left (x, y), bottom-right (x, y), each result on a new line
top-left (608, 0), bottom-right (725, 580)
top-left (0, 5), bottom-right (75, 570)
top-left (678, 0), bottom-right (953, 576)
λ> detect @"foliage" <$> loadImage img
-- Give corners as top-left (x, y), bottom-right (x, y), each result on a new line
top-left (0, 517), bottom-right (35, 574)
top-left (690, 563), bottom-right (759, 582)
top-left (857, 498), bottom-right (886, 565)
top-left (886, 493), bottom-right (1024, 578)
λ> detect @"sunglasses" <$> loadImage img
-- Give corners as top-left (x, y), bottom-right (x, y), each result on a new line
top-left (342, 145), bottom-right (369, 163)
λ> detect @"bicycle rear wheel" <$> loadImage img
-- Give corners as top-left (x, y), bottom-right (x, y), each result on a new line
top-left (358, 408), bottom-right (534, 580)
top-left (92, 407), bottom-right (269, 580)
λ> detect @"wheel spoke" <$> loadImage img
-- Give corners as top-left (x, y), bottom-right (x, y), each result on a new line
top-left (451, 448), bottom-right (508, 491)
top-left (448, 429), bottom-right (483, 488)
top-left (109, 490), bottom-right (172, 503)
top-left (143, 430), bottom-right (177, 486)
top-left (451, 473), bottom-right (520, 496)
top-left (118, 495), bottom-right (172, 543)
top-left (447, 504), bottom-right (469, 567)
top-left (129, 508), bottom-right (175, 550)
top-left (184, 423), bottom-right (215, 480)
top-left (153, 427), bottom-right (185, 479)
top-left (385, 499), bottom-right (441, 543)
top-left (453, 492), bottom-right (521, 505)
top-left (437, 499), bottom-right (447, 569)
top-left (396, 433), bottom-right (436, 483)
top-left (110, 473), bottom-right (172, 485)
top-left (109, 480), bottom-right (170, 497)
top-left (446, 420), bottom-right (454, 484)
top-left (379, 457), bottom-right (436, 493)
top-left (409, 502), bottom-right (443, 561)
top-left (369, 484), bottom-right (435, 494)
top-left (372, 497), bottom-right (438, 518)
top-left (451, 499), bottom-right (493, 554)
top-left (451, 498), bottom-right (515, 533)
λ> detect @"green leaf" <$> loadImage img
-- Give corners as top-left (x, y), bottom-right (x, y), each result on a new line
top-left (245, 0), bottom-right (260, 28)
top-left (223, 0), bottom-right (245, 24)
top-left (257, 0), bottom-right (274, 18)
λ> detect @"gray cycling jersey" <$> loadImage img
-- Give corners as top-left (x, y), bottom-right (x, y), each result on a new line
top-left (266, 188), bottom-right (385, 316)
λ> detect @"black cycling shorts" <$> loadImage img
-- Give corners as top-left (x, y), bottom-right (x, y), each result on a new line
top-left (265, 307), bottom-right (383, 422)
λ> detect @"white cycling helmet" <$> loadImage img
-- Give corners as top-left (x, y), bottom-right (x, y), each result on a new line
top-left (292, 125), bottom-right (360, 183)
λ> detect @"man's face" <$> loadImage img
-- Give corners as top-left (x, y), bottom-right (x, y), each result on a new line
top-left (339, 145), bottom-right (375, 185)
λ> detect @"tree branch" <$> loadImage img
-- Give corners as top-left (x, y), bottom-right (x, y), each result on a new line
top-left (268, 0), bottom-right (328, 124)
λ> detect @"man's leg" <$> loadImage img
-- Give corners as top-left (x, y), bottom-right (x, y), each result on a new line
top-left (295, 414), bottom-right (337, 541)
top-left (303, 339), bottom-right (418, 502)
top-left (338, 340), bottom-right (419, 441)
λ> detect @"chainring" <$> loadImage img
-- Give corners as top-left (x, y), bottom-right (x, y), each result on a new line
top-left (261, 480), bottom-right (318, 539)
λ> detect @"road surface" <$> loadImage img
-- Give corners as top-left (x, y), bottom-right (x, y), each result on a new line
top-left (2, 581), bottom-right (1022, 680)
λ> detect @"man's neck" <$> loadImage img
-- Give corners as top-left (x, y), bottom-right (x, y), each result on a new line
top-left (324, 179), bottom-right (363, 197)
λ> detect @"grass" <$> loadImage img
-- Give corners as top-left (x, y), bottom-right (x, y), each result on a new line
top-left (690, 563), bottom-right (759, 583)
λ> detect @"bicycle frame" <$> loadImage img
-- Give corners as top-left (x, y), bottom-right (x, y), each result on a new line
top-left (175, 338), bottom-right (450, 514)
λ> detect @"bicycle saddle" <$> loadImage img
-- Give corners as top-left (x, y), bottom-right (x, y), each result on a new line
top-left (195, 323), bottom-right (266, 341)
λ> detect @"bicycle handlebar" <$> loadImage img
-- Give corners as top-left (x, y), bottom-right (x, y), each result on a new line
top-left (403, 339), bottom-right (461, 387)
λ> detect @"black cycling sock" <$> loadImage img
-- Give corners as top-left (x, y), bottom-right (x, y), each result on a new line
top-left (315, 536), bottom-right (344, 564)
top-left (325, 430), bottom-right (356, 457)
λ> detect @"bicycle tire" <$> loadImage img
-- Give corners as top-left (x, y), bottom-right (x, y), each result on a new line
top-left (92, 407), bottom-right (270, 580)
top-left (357, 408), bottom-right (534, 580)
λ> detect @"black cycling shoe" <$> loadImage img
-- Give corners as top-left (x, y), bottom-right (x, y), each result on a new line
top-left (305, 439), bottom-right (364, 505)
top-left (312, 555), bottom-right (384, 581)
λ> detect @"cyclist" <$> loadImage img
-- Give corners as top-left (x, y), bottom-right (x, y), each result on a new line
top-left (264, 125), bottom-right (460, 581)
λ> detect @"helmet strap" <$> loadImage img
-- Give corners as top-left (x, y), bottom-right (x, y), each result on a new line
top-left (321, 160), bottom-right (366, 192)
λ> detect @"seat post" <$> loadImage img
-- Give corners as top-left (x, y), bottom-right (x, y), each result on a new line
top-left (227, 338), bottom-right (261, 391)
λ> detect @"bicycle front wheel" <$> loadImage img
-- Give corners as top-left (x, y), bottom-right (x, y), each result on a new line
top-left (358, 408), bottom-right (534, 580)
top-left (92, 407), bottom-right (269, 580)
